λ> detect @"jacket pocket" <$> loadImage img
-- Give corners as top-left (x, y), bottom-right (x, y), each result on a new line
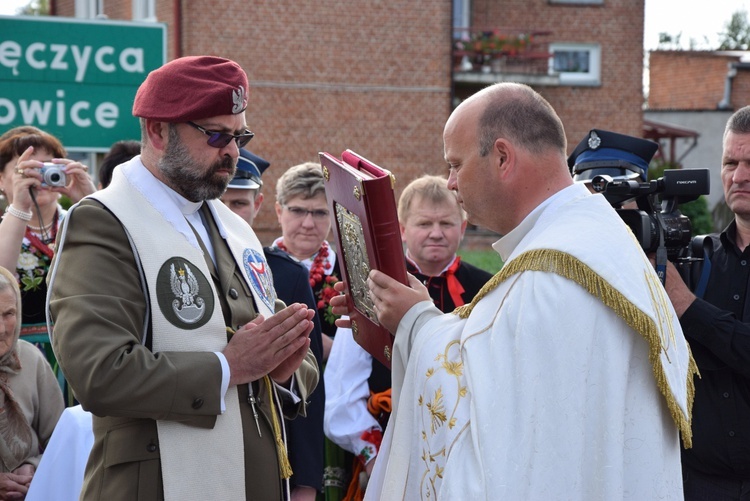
top-left (99, 420), bottom-right (162, 501)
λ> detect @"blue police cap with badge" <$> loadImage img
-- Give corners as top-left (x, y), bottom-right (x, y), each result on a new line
top-left (567, 129), bottom-right (659, 183)
top-left (229, 148), bottom-right (270, 190)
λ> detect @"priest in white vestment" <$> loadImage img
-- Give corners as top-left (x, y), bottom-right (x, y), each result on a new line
top-left (331, 83), bottom-right (696, 500)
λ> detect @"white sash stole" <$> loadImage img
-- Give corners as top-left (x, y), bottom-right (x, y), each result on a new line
top-left (90, 170), bottom-right (261, 501)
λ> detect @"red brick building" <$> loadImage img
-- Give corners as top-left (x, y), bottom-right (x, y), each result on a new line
top-left (646, 50), bottom-right (750, 217)
top-left (649, 51), bottom-right (750, 111)
top-left (48, 0), bottom-right (646, 241)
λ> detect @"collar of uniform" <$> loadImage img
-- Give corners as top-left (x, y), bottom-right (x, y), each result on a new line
top-left (405, 252), bottom-right (458, 277)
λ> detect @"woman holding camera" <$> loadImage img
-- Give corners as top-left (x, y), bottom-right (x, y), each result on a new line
top-left (0, 127), bottom-right (95, 343)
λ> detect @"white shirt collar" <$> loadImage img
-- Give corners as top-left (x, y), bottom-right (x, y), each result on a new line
top-left (117, 157), bottom-right (215, 262)
top-left (405, 251), bottom-right (459, 277)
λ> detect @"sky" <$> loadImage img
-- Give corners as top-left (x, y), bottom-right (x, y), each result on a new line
top-left (0, 0), bottom-right (748, 50)
top-left (644, 0), bottom-right (750, 50)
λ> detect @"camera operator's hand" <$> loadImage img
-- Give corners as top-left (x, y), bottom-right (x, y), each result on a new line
top-left (648, 255), bottom-right (696, 317)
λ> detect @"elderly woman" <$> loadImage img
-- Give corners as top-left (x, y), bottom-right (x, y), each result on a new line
top-left (0, 265), bottom-right (64, 499)
top-left (273, 162), bottom-right (340, 359)
top-left (0, 127), bottom-right (95, 341)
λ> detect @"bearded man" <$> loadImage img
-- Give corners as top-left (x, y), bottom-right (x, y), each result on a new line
top-left (47, 56), bottom-right (318, 501)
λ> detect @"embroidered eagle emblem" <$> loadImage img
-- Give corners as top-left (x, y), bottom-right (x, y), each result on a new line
top-left (232, 85), bottom-right (247, 114)
top-left (170, 263), bottom-right (206, 324)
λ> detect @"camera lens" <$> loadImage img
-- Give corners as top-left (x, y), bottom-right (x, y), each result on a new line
top-left (49, 173), bottom-right (61, 183)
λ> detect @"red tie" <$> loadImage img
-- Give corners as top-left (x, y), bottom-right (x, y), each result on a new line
top-left (445, 256), bottom-right (466, 307)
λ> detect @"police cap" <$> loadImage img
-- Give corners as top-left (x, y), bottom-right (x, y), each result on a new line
top-left (567, 129), bottom-right (659, 183)
top-left (229, 148), bottom-right (270, 190)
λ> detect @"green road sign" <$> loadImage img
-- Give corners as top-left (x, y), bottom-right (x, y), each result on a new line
top-left (0, 15), bottom-right (166, 151)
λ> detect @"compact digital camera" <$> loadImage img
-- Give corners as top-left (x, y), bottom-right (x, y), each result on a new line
top-left (40, 163), bottom-right (67, 187)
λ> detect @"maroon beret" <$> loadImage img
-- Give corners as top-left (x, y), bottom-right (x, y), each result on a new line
top-left (132, 56), bottom-right (249, 122)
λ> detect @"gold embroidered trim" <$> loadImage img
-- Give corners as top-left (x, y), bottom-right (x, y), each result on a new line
top-left (454, 248), bottom-right (697, 448)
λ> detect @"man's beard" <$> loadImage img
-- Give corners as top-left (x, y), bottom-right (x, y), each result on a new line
top-left (157, 125), bottom-right (236, 201)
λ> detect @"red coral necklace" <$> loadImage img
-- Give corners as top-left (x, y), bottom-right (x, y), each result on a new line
top-left (276, 240), bottom-right (332, 288)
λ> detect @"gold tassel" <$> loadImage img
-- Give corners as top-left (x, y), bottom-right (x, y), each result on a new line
top-left (453, 248), bottom-right (698, 448)
top-left (264, 375), bottom-right (294, 479)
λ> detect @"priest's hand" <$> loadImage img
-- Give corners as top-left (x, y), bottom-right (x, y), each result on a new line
top-left (368, 270), bottom-right (430, 333)
top-left (330, 281), bottom-right (352, 329)
top-left (223, 303), bottom-right (314, 387)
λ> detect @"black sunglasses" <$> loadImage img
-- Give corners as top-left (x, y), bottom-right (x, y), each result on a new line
top-left (186, 121), bottom-right (255, 148)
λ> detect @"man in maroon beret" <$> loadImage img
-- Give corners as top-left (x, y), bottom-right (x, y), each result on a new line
top-left (48, 55), bottom-right (319, 501)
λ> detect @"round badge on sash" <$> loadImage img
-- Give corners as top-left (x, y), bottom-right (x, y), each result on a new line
top-left (243, 248), bottom-right (276, 312)
top-left (156, 258), bottom-right (214, 329)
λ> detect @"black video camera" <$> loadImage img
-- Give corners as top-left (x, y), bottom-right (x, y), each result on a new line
top-left (591, 169), bottom-right (710, 263)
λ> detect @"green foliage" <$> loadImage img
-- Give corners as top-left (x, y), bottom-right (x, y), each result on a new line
top-left (457, 248), bottom-right (503, 275)
top-left (719, 10), bottom-right (750, 50)
top-left (680, 196), bottom-right (714, 236)
top-left (18, 0), bottom-right (49, 15)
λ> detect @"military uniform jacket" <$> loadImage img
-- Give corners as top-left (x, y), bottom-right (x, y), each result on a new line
top-left (47, 159), bottom-right (318, 501)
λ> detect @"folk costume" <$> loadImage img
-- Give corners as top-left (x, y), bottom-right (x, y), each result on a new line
top-left (365, 183), bottom-right (696, 500)
top-left (47, 158), bottom-right (318, 501)
top-left (7, 207), bottom-right (65, 339)
top-left (324, 256), bottom-right (491, 470)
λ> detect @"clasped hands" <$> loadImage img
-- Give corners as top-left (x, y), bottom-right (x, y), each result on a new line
top-left (223, 303), bottom-right (315, 387)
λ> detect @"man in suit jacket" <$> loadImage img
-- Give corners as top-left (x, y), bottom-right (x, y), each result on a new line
top-left (47, 56), bottom-right (318, 501)
top-left (221, 149), bottom-right (326, 500)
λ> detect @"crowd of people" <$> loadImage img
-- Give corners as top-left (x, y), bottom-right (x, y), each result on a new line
top-left (0, 53), bottom-right (748, 501)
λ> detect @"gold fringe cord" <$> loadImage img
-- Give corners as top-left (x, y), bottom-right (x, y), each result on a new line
top-left (264, 375), bottom-right (294, 479)
top-left (454, 248), bottom-right (697, 448)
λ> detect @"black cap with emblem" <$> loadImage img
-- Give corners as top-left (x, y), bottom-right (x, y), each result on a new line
top-left (567, 129), bottom-right (659, 183)
top-left (229, 148), bottom-right (270, 190)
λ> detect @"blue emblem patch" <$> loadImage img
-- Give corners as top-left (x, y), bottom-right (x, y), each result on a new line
top-left (243, 248), bottom-right (276, 312)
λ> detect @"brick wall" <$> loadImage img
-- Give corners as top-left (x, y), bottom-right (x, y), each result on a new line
top-left (52, 0), bottom-right (645, 243)
top-left (470, 0), bottom-right (646, 144)
top-left (731, 69), bottom-right (750, 109)
top-left (649, 52), bottom-right (734, 110)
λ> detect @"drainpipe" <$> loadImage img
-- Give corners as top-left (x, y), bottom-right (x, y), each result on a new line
top-left (173, 0), bottom-right (182, 59)
top-left (718, 62), bottom-right (737, 110)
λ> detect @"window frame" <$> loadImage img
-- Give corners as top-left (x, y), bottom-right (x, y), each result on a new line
top-left (548, 43), bottom-right (601, 86)
top-left (132, 0), bottom-right (157, 22)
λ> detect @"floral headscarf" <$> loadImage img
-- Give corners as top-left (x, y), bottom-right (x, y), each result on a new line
top-left (0, 266), bottom-right (33, 472)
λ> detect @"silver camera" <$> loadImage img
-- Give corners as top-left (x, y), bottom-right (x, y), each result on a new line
top-left (40, 163), bottom-right (67, 187)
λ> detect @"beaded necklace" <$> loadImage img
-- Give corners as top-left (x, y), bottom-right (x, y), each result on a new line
top-left (275, 239), bottom-right (332, 288)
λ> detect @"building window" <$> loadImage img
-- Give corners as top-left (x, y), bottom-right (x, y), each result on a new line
top-left (133, 0), bottom-right (157, 21)
top-left (549, 43), bottom-right (601, 86)
top-left (452, 0), bottom-right (471, 39)
top-left (75, 0), bottom-right (101, 18)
